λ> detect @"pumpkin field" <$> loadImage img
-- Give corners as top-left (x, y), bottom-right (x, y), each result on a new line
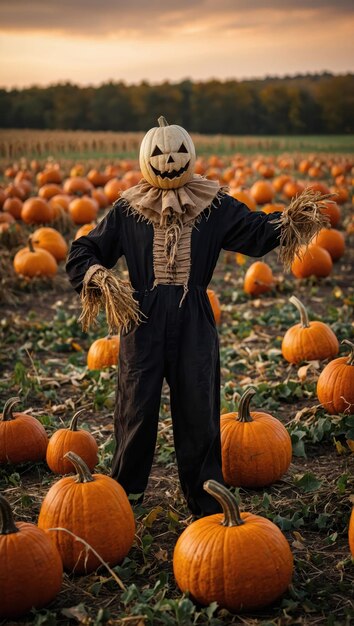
top-left (0, 133), bottom-right (353, 626)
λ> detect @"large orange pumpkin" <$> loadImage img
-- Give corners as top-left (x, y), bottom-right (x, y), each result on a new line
top-left (282, 296), bottom-right (339, 364)
top-left (69, 196), bottom-right (99, 224)
top-left (87, 335), bottom-right (120, 370)
top-left (13, 237), bottom-right (57, 278)
top-left (220, 388), bottom-right (292, 488)
top-left (243, 261), bottom-right (274, 296)
top-left (173, 480), bottom-right (293, 612)
top-left (317, 340), bottom-right (354, 415)
top-left (31, 227), bottom-right (68, 262)
top-left (0, 397), bottom-right (48, 464)
top-left (312, 228), bottom-right (345, 262)
top-left (249, 180), bottom-right (275, 204)
top-left (291, 244), bottom-right (333, 279)
top-left (0, 495), bottom-right (63, 619)
top-left (63, 176), bottom-right (93, 196)
top-left (21, 197), bottom-right (54, 224)
top-left (46, 409), bottom-right (98, 475)
top-left (38, 452), bottom-right (135, 574)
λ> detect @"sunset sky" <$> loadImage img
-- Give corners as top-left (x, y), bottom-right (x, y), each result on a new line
top-left (1, 0), bottom-right (353, 89)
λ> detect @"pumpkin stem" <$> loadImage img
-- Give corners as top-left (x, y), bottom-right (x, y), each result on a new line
top-left (158, 116), bottom-right (169, 127)
top-left (1, 397), bottom-right (21, 422)
top-left (28, 236), bottom-right (36, 253)
top-left (289, 295), bottom-right (310, 328)
top-left (203, 480), bottom-right (244, 527)
top-left (0, 494), bottom-right (19, 535)
top-left (237, 387), bottom-right (257, 423)
top-left (341, 339), bottom-right (354, 366)
top-left (64, 451), bottom-right (94, 483)
top-left (69, 408), bottom-right (87, 431)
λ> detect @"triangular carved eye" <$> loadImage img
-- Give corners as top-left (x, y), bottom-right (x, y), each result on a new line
top-left (178, 143), bottom-right (188, 153)
top-left (151, 145), bottom-right (163, 156)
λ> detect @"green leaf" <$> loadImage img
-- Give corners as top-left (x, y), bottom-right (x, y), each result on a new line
top-left (295, 472), bottom-right (323, 493)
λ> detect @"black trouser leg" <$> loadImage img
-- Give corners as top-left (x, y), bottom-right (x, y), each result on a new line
top-left (166, 317), bottom-right (224, 516)
top-left (111, 324), bottom-right (164, 494)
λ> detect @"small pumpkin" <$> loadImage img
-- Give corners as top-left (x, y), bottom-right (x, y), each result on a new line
top-left (75, 222), bottom-right (96, 240)
top-left (282, 296), bottom-right (339, 364)
top-left (320, 200), bottom-right (341, 227)
top-left (38, 451), bottom-right (135, 574)
top-left (349, 507), bottom-right (354, 557)
top-left (3, 196), bottom-right (23, 219)
top-left (291, 244), bottom-right (333, 279)
top-left (173, 480), bottom-right (293, 612)
top-left (13, 236), bottom-right (57, 277)
top-left (68, 196), bottom-right (99, 224)
top-left (46, 409), bottom-right (99, 475)
top-left (249, 180), bottom-right (275, 204)
top-left (87, 335), bottom-right (120, 370)
top-left (317, 339), bottom-right (354, 415)
top-left (63, 176), bottom-right (93, 196)
top-left (207, 289), bottom-right (221, 325)
top-left (31, 227), bottom-right (68, 262)
top-left (21, 197), bottom-right (54, 224)
top-left (139, 116), bottom-right (196, 189)
top-left (312, 228), bottom-right (345, 261)
top-left (0, 494), bottom-right (63, 619)
top-left (0, 397), bottom-right (48, 465)
top-left (243, 261), bottom-right (274, 296)
top-left (220, 388), bottom-right (292, 488)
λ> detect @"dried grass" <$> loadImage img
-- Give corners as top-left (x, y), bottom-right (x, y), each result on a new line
top-left (79, 268), bottom-right (143, 334)
top-left (272, 188), bottom-right (332, 271)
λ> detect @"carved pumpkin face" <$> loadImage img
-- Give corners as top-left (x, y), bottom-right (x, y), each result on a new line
top-left (139, 116), bottom-right (196, 189)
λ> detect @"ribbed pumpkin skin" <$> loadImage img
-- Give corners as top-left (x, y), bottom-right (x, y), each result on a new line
top-left (349, 508), bottom-right (354, 557)
top-left (0, 412), bottom-right (48, 464)
top-left (291, 244), bottom-right (332, 279)
top-left (13, 245), bottom-right (57, 277)
top-left (221, 411), bottom-right (292, 488)
top-left (282, 321), bottom-right (339, 363)
top-left (243, 261), bottom-right (274, 296)
top-left (32, 227), bottom-right (68, 262)
top-left (317, 357), bottom-right (354, 414)
top-left (173, 511), bottom-right (293, 612)
top-left (0, 520), bottom-right (62, 618)
top-left (46, 429), bottom-right (98, 474)
top-left (38, 474), bottom-right (135, 574)
top-left (312, 228), bottom-right (345, 261)
top-left (87, 336), bottom-right (120, 370)
top-left (139, 120), bottom-right (196, 189)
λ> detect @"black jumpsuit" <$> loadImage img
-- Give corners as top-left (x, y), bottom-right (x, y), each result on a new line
top-left (66, 193), bottom-right (281, 516)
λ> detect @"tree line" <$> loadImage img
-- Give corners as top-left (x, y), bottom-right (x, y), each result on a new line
top-left (0, 73), bottom-right (353, 134)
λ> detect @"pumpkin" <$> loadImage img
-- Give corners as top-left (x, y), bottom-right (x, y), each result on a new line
top-left (92, 187), bottom-right (109, 209)
top-left (3, 196), bottom-right (23, 219)
top-left (261, 202), bottom-right (285, 214)
top-left (0, 211), bottom-right (15, 225)
top-left (229, 188), bottom-right (256, 211)
top-left (173, 480), bottom-right (293, 612)
top-left (63, 176), bottom-right (93, 196)
top-left (103, 178), bottom-right (127, 203)
top-left (317, 340), bottom-right (354, 415)
top-left (207, 289), bottom-right (221, 325)
top-left (349, 508), bottom-right (354, 557)
top-left (283, 180), bottom-right (304, 200)
top-left (87, 169), bottom-right (111, 188)
top-left (249, 180), bottom-right (275, 204)
top-left (46, 409), bottom-right (98, 475)
top-left (220, 388), bottom-right (292, 488)
top-left (31, 227), bottom-right (68, 262)
top-left (282, 296), bottom-right (339, 364)
top-left (38, 183), bottom-right (63, 200)
top-left (13, 237), bottom-right (57, 278)
top-left (48, 193), bottom-right (71, 213)
top-left (87, 335), bottom-right (120, 370)
top-left (291, 244), bottom-right (333, 279)
top-left (38, 451), bottom-right (135, 574)
top-left (312, 228), bottom-right (345, 261)
top-left (0, 494), bottom-right (63, 619)
top-left (75, 222), bottom-right (96, 239)
top-left (0, 397), bottom-right (48, 464)
top-left (37, 168), bottom-right (63, 186)
top-left (243, 261), bottom-right (274, 296)
top-left (139, 116), bottom-right (196, 189)
top-left (21, 197), bottom-right (54, 224)
top-left (320, 200), bottom-right (341, 227)
top-left (69, 196), bottom-right (99, 224)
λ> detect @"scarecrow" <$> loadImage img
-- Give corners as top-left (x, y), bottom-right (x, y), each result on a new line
top-left (66, 117), bottom-right (330, 517)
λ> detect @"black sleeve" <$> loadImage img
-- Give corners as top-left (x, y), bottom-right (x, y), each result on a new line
top-left (66, 204), bottom-right (124, 293)
top-left (220, 194), bottom-right (282, 256)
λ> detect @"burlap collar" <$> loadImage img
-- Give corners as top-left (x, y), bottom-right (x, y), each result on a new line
top-left (120, 174), bottom-right (227, 227)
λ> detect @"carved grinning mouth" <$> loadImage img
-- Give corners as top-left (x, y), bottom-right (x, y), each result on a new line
top-left (150, 160), bottom-right (190, 180)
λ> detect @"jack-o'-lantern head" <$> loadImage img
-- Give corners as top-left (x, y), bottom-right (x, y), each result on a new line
top-left (139, 116), bottom-right (196, 189)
